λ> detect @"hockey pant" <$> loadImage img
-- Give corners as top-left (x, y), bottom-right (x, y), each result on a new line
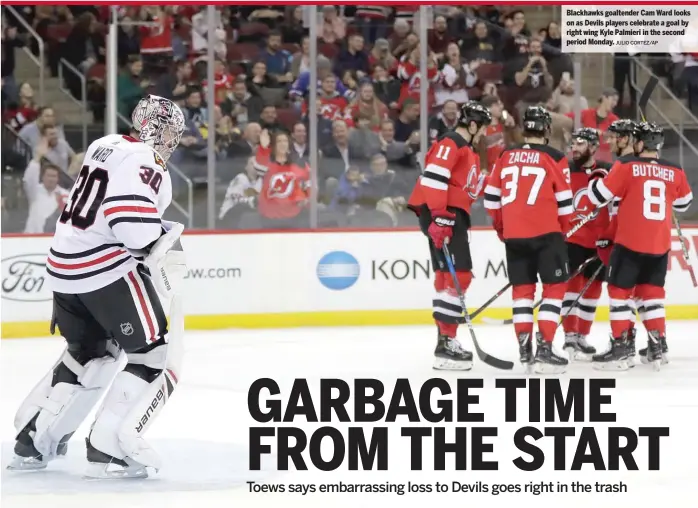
top-left (513, 283), bottom-right (566, 342)
top-left (432, 270), bottom-right (473, 337)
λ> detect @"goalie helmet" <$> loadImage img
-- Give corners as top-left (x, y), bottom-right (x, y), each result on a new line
top-left (132, 95), bottom-right (185, 162)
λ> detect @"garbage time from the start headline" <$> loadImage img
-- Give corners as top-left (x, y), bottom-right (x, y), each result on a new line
top-left (246, 378), bottom-right (668, 473)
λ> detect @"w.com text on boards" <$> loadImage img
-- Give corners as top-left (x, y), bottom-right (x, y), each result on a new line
top-left (247, 378), bottom-right (669, 472)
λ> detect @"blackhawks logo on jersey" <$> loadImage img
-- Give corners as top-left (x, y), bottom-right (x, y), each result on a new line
top-left (153, 151), bottom-right (166, 170)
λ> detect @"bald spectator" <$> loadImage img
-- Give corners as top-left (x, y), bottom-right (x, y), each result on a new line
top-left (230, 122), bottom-right (262, 157)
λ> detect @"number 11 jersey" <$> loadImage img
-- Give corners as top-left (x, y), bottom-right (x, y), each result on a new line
top-left (589, 155), bottom-right (693, 255)
top-left (47, 134), bottom-right (172, 294)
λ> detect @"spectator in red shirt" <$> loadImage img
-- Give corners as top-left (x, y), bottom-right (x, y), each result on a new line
top-left (553, 87), bottom-right (619, 162)
top-left (255, 129), bottom-right (311, 227)
top-left (202, 59), bottom-right (235, 106)
top-left (4, 82), bottom-right (38, 132)
top-left (396, 44), bottom-right (440, 109)
top-left (138, 6), bottom-right (173, 74)
top-left (301, 75), bottom-right (349, 123)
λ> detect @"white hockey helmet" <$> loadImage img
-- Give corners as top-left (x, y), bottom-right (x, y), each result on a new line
top-left (131, 96), bottom-right (150, 134)
top-left (132, 94), bottom-right (185, 162)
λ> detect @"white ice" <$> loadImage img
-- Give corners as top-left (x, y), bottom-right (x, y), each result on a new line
top-left (2, 322), bottom-right (698, 508)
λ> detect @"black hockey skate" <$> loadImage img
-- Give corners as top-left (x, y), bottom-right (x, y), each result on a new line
top-left (563, 332), bottom-right (596, 361)
top-left (433, 332), bottom-right (473, 371)
top-left (592, 333), bottom-right (629, 371)
top-left (84, 437), bottom-right (148, 479)
top-left (639, 331), bottom-right (668, 370)
top-left (6, 418), bottom-right (70, 471)
top-left (518, 332), bottom-right (533, 372)
top-left (533, 333), bottom-right (568, 374)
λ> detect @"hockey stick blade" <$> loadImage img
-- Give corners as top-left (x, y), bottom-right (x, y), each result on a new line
top-left (482, 256), bottom-right (599, 326)
top-left (638, 76), bottom-right (659, 122)
top-left (442, 244), bottom-right (514, 370)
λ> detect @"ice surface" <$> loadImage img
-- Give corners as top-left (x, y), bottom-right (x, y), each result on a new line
top-left (2, 322), bottom-right (698, 508)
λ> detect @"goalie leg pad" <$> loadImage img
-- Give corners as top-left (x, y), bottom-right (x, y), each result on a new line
top-left (88, 341), bottom-right (178, 471)
top-left (13, 340), bottom-right (125, 461)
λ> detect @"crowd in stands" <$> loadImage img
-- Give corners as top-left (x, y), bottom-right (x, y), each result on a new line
top-left (1, 5), bottom-right (695, 233)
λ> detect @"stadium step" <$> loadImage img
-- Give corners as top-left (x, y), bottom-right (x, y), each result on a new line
top-left (14, 50), bottom-right (91, 135)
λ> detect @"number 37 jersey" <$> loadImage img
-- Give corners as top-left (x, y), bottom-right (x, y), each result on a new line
top-left (589, 155), bottom-right (693, 255)
top-left (484, 143), bottom-right (573, 240)
top-left (47, 134), bottom-right (172, 294)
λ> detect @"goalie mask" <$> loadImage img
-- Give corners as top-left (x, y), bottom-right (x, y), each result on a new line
top-left (133, 95), bottom-right (185, 162)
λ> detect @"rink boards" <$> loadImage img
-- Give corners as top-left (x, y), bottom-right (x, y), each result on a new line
top-left (2, 227), bottom-right (697, 338)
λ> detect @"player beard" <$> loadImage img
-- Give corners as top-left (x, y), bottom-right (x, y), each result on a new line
top-left (572, 150), bottom-right (591, 166)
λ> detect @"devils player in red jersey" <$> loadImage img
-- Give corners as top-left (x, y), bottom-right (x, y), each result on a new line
top-left (408, 101), bottom-right (492, 371)
top-left (601, 119), bottom-right (642, 361)
top-left (588, 122), bottom-right (693, 370)
top-left (560, 128), bottom-right (613, 360)
top-left (485, 106), bottom-right (573, 374)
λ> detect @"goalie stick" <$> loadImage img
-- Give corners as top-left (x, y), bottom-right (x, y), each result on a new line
top-left (442, 243), bottom-right (514, 371)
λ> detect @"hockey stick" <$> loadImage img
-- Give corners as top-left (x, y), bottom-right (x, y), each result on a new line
top-left (442, 243), bottom-right (514, 370)
top-left (638, 75), bottom-right (659, 122)
top-left (481, 255), bottom-right (599, 325)
top-left (673, 212), bottom-right (698, 287)
top-left (556, 262), bottom-right (604, 329)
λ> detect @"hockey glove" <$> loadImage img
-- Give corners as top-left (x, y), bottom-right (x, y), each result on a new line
top-left (596, 239), bottom-right (613, 266)
top-left (427, 209), bottom-right (456, 249)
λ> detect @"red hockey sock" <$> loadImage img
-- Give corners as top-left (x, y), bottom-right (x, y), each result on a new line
top-left (512, 284), bottom-right (536, 339)
top-left (635, 284), bottom-right (666, 336)
top-left (608, 285), bottom-right (634, 338)
top-left (538, 282), bottom-right (566, 342)
top-left (576, 279), bottom-right (603, 336)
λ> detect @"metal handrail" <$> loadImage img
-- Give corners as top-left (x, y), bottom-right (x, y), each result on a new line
top-left (57, 58), bottom-right (88, 151)
top-left (629, 58), bottom-right (698, 172)
top-left (631, 56), bottom-right (698, 125)
top-left (4, 5), bottom-right (44, 104)
top-left (116, 112), bottom-right (194, 229)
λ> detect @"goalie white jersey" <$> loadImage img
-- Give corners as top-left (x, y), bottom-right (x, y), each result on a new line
top-left (47, 134), bottom-right (173, 294)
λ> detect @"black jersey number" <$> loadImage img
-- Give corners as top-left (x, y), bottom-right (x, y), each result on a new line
top-left (59, 165), bottom-right (109, 230)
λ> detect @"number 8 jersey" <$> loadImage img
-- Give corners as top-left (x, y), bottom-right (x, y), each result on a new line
top-left (47, 134), bottom-right (172, 294)
top-left (588, 155), bottom-right (693, 255)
